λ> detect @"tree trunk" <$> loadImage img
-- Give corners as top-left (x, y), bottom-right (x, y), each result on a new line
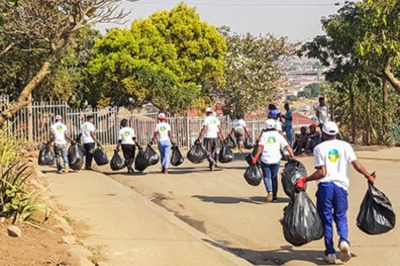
top-left (383, 64), bottom-right (400, 94)
top-left (350, 87), bottom-right (356, 143)
top-left (382, 78), bottom-right (389, 131)
top-left (0, 61), bottom-right (51, 126)
top-left (366, 85), bottom-right (371, 145)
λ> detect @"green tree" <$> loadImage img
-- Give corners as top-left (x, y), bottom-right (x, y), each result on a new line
top-left (216, 27), bottom-right (297, 116)
top-left (87, 3), bottom-right (226, 113)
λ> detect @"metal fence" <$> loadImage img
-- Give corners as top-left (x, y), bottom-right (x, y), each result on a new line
top-left (2, 98), bottom-right (310, 149)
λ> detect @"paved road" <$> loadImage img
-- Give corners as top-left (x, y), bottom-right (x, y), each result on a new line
top-left (45, 146), bottom-right (400, 266)
top-left (107, 147), bottom-right (400, 266)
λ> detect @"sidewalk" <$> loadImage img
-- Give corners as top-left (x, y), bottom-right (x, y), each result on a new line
top-left (44, 168), bottom-right (253, 266)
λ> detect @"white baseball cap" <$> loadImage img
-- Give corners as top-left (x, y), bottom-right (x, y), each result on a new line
top-left (205, 107), bottom-right (213, 113)
top-left (322, 121), bottom-right (339, 135)
top-left (264, 119), bottom-right (276, 130)
top-left (157, 113), bottom-right (166, 120)
top-left (55, 115), bottom-right (62, 120)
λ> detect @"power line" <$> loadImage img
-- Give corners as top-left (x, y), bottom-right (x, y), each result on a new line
top-left (135, 1), bottom-right (345, 7)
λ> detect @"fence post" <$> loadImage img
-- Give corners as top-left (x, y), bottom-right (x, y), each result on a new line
top-left (27, 96), bottom-right (33, 142)
top-left (186, 115), bottom-right (190, 149)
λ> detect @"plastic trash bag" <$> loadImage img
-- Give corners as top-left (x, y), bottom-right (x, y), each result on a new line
top-left (356, 182), bottom-right (396, 235)
top-left (68, 143), bottom-right (86, 170)
top-left (243, 154), bottom-right (262, 186)
top-left (144, 144), bottom-right (159, 165)
top-left (38, 143), bottom-right (55, 166)
top-left (244, 137), bottom-right (255, 149)
top-left (187, 142), bottom-right (206, 164)
top-left (281, 160), bottom-right (308, 198)
top-left (281, 189), bottom-right (323, 246)
top-left (110, 151), bottom-right (126, 171)
top-left (93, 145), bottom-right (109, 166)
top-left (135, 147), bottom-right (149, 172)
top-left (224, 135), bottom-right (236, 149)
top-left (281, 148), bottom-right (290, 161)
top-left (218, 144), bottom-right (234, 164)
top-left (170, 146), bottom-right (184, 166)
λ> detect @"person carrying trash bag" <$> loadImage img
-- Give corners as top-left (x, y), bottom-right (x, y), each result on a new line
top-left (251, 119), bottom-right (295, 203)
top-left (151, 113), bottom-right (175, 174)
top-left (196, 107), bottom-right (225, 171)
top-left (295, 121), bottom-right (375, 265)
top-left (115, 119), bottom-right (141, 174)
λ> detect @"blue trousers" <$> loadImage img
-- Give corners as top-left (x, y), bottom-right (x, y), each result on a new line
top-left (260, 161), bottom-right (281, 199)
top-left (54, 144), bottom-right (68, 171)
top-left (158, 140), bottom-right (171, 169)
top-left (316, 182), bottom-right (349, 256)
top-left (285, 125), bottom-right (293, 145)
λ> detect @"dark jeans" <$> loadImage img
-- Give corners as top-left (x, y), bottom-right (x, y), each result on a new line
top-left (203, 138), bottom-right (218, 163)
top-left (121, 144), bottom-right (136, 169)
top-left (260, 161), bottom-right (281, 199)
top-left (83, 142), bottom-right (95, 168)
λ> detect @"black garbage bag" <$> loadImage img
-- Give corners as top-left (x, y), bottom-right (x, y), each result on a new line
top-left (281, 148), bottom-right (290, 161)
top-left (110, 151), bottom-right (126, 171)
top-left (244, 137), bottom-right (255, 149)
top-left (171, 146), bottom-right (184, 166)
top-left (243, 163), bottom-right (262, 186)
top-left (93, 146), bottom-right (109, 166)
top-left (224, 135), bottom-right (236, 149)
top-left (144, 144), bottom-right (159, 165)
top-left (135, 147), bottom-right (149, 172)
top-left (68, 143), bottom-right (86, 170)
top-left (356, 182), bottom-right (396, 235)
top-left (218, 144), bottom-right (234, 164)
top-left (281, 160), bottom-right (308, 198)
top-left (187, 142), bottom-right (206, 164)
top-left (38, 143), bottom-right (55, 166)
top-left (281, 189), bottom-right (323, 246)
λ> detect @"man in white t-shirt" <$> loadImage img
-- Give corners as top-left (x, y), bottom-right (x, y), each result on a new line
top-left (151, 113), bottom-right (175, 174)
top-left (228, 114), bottom-right (250, 152)
top-left (295, 121), bottom-right (375, 264)
top-left (197, 107), bottom-right (224, 171)
top-left (316, 97), bottom-right (330, 129)
top-left (80, 115), bottom-right (100, 170)
top-left (116, 119), bottom-right (140, 174)
top-left (50, 115), bottom-right (74, 174)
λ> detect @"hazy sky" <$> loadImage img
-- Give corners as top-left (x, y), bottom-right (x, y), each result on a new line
top-left (96, 0), bottom-right (350, 42)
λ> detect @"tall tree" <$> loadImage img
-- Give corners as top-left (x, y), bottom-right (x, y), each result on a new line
top-left (0, 0), bottom-right (135, 126)
top-left (217, 27), bottom-right (297, 116)
top-left (87, 3), bottom-right (226, 113)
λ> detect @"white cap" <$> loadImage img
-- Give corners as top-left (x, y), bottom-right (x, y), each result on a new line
top-left (264, 119), bottom-right (276, 130)
top-left (158, 113), bottom-right (166, 120)
top-left (205, 107), bottom-right (213, 113)
top-left (322, 121), bottom-right (339, 135)
top-left (55, 115), bottom-right (62, 120)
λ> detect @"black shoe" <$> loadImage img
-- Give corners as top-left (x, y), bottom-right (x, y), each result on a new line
top-left (209, 161), bottom-right (214, 171)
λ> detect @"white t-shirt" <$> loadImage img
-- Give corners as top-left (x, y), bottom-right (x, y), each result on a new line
top-left (203, 116), bottom-right (220, 138)
top-left (313, 139), bottom-right (357, 190)
top-left (316, 105), bottom-right (329, 124)
top-left (118, 127), bottom-right (136, 145)
top-left (259, 131), bottom-right (288, 164)
top-left (232, 119), bottom-right (246, 130)
top-left (155, 122), bottom-right (171, 142)
top-left (51, 122), bottom-right (68, 145)
top-left (263, 119), bottom-right (282, 131)
top-left (80, 121), bottom-right (96, 144)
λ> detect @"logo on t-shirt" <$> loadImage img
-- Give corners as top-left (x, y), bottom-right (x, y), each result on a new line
top-left (267, 136), bottom-right (276, 144)
top-left (328, 149), bottom-right (339, 163)
top-left (56, 125), bottom-right (63, 131)
top-left (124, 130), bottom-right (130, 137)
top-left (160, 126), bottom-right (166, 132)
top-left (83, 124), bottom-right (87, 130)
top-left (209, 119), bottom-right (217, 125)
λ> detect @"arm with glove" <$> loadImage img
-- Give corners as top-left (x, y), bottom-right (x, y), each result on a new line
top-left (251, 143), bottom-right (264, 165)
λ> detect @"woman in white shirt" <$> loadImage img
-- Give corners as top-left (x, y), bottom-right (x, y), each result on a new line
top-left (151, 113), bottom-right (175, 174)
top-left (116, 119), bottom-right (140, 174)
top-left (252, 119), bottom-right (295, 202)
top-left (229, 114), bottom-right (250, 152)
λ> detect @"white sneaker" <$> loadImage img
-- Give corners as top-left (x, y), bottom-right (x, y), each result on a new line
top-left (339, 241), bottom-right (351, 262)
top-left (64, 164), bottom-right (69, 174)
top-left (323, 254), bottom-right (336, 264)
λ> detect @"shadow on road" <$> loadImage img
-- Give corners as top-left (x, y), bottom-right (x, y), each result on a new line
top-left (203, 238), bottom-right (351, 265)
top-left (192, 195), bottom-right (290, 205)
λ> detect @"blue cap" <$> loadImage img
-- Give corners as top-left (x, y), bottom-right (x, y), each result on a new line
top-left (268, 110), bottom-right (279, 117)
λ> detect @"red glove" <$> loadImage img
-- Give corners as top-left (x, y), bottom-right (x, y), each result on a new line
top-left (367, 175), bottom-right (375, 184)
top-left (252, 156), bottom-right (258, 165)
top-left (257, 136), bottom-right (261, 142)
top-left (296, 177), bottom-right (307, 189)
